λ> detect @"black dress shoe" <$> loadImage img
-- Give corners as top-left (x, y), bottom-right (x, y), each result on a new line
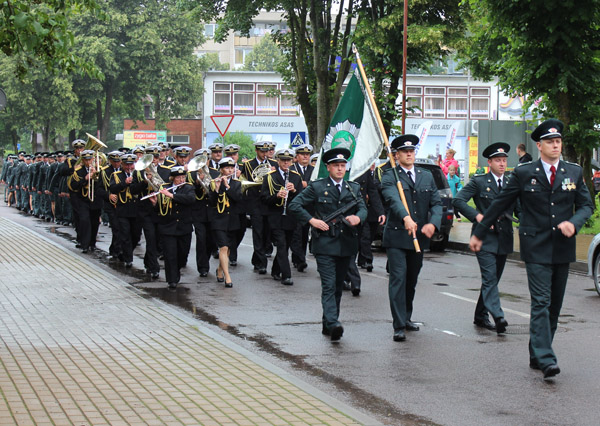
top-left (81, 248), bottom-right (89, 254)
top-left (406, 321), bottom-right (420, 331)
top-left (125, 262), bottom-right (133, 269)
top-left (296, 262), bottom-right (307, 272)
top-left (281, 278), bottom-right (293, 286)
top-left (216, 276), bottom-right (224, 283)
top-left (343, 280), bottom-right (351, 291)
top-left (168, 282), bottom-right (177, 289)
top-left (151, 272), bottom-right (159, 279)
top-left (330, 325), bottom-right (344, 341)
top-left (393, 330), bottom-right (406, 341)
top-left (543, 364), bottom-right (560, 379)
top-left (322, 325), bottom-right (331, 336)
top-left (529, 361), bottom-right (541, 371)
top-left (351, 288), bottom-right (360, 297)
top-left (76, 243), bottom-right (82, 249)
top-left (225, 282), bottom-right (233, 288)
top-left (258, 268), bottom-right (267, 275)
top-left (229, 260), bottom-right (237, 266)
top-left (495, 318), bottom-right (508, 334)
top-left (473, 318), bottom-right (496, 331)
top-left (271, 273), bottom-right (281, 281)
top-left (199, 271), bottom-right (208, 277)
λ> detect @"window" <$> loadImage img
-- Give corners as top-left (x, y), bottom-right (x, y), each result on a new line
top-left (214, 83), bottom-right (230, 91)
top-left (214, 93), bottom-right (231, 114)
top-left (167, 135), bottom-right (190, 144)
top-left (257, 94), bottom-right (278, 115)
top-left (406, 86), bottom-right (422, 95)
top-left (470, 98), bottom-right (489, 118)
top-left (424, 97), bottom-right (445, 118)
top-left (448, 87), bottom-right (468, 95)
top-left (425, 87), bottom-right (445, 95)
top-left (233, 83), bottom-right (254, 92)
top-left (257, 84), bottom-right (277, 92)
top-left (406, 97), bottom-right (422, 117)
top-left (204, 24), bottom-right (217, 38)
top-left (447, 97), bottom-right (468, 118)
top-left (471, 88), bottom-right (489, 96)
top-left (233, 93), bottom-right (254, 114)
top-left (280, 92), bottom-right (299, 115)
top-left (234, 48), bottom-right (253, 66)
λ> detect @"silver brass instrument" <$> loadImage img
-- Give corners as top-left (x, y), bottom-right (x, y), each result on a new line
top-left (188, 154), bottom-right (212, 192)
top-left (139, 156), bottom-right (204, 200)
top-left (135, 154), bottom-right (165, 192)
top-left (251, 162), bottom-right (271, 183)
top-left (282, 169), bottom-right (290, 216)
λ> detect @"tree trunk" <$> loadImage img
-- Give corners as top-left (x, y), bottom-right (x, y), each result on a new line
top-left (101, 83), bottom-right (113, 142)
top-left (310, 0), bottom-right (331, 147)
top-left (11, 129), bottom-right (18, 153)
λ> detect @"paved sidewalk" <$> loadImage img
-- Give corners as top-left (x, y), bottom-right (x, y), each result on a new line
top-left (0, 217), bottom-right (379, 426)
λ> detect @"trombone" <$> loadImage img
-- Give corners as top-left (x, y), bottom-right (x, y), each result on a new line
top-left (84, 133), bottom-right (107, 202)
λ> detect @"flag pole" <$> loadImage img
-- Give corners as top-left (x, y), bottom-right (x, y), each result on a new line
top-left (352, 44), bottom-right (420, 252)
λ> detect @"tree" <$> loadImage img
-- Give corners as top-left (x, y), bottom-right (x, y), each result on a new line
top-left (461, 0), bottom-right (600, 192)
top-left (243, 33), bottom-right (285, 71)
top-left (0, 0), bottom-right (99, 77)
top-left (215, 131), bottom-right (255, 160)
top-left (199, 52), bottom-right (229, 71)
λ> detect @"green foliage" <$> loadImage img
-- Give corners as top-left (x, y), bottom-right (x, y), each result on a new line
top-left (199, 52), bottom-right (229, 71)
top-left (0, 0), bottom-right (99, 77)
top-left (243, 33), bottom-right (284, 71)
top-left (215, 131), bottom-right (255, 160)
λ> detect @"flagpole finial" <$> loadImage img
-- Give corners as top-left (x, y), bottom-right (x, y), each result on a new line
top-left (352, 44), bottom-right (358, 56)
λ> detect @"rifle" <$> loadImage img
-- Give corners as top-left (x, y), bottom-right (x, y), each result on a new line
top-left (319, 198), bottom-right (360, 237)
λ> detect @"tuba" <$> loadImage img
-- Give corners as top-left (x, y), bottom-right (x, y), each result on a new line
top-left (83, 132), bottom-right (108, 202)
top-left (135, 154), bottom-right (164, 192)
top-left (188, 154), bottom-right (212, 192)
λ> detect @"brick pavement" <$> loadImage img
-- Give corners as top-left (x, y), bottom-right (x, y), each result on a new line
top-left (0, 217), bottom-right (378, 426)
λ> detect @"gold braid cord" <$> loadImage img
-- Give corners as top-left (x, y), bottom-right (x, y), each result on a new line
top-left (158, 185), bottom-right (172, 216)
top-left (267, 173), bottom-right (284, 207)
top-left (114, 172), bottom-right (132, 204)
top-left (217, 192), bottom-right (230, 214)
top-left (188, 173), bottom-right (206, 200)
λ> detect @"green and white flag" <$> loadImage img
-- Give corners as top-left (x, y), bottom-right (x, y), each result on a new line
top-left (312, 67), bottom-right (386, 181)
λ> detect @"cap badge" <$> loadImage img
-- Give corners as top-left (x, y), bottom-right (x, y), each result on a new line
top-left (549, 127), bottom-right (557, 133)
top-left (497, 148), bottom-right (504, 152)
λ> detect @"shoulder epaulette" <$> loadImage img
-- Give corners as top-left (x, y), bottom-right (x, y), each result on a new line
top-left (564, 160), bottom-right (582, 168)
top-left (516, 161), bottom-right (531, 167)
top-left (289, 170), bottom-right (302, 177)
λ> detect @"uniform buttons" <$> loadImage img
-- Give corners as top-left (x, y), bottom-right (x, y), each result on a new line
top-left (552, 214), bottom-right (555, 218)
top-left (551, 202), bottom-right (554, 206)
top-left (552, 227), bottom-right (556, 230)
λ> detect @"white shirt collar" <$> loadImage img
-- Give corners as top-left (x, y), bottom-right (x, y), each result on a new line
top-left (490, 172), bottom-right (504, 182)
top-left (330, 177), bottom-right (343, 187)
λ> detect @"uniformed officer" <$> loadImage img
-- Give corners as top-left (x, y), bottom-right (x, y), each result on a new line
top-left (261, 148), bottom-right (303, 285)
top-left (98, 151), bottom-right (122, 259)
top-left (290, 144), bottom-right (314, 272)
top-left (208, 143), bottom-right (224, 170)
top-left (241, 141), bottom-right (278, 274)
top-left (470, 119), bottom-right (593, 379)
top-left (173, 146), bottom-right (192, 168)
top-left (61, 140), bottom-right (86, 245)
top-left (288, 147), bottom-right (367, 341)
top-left (453, 142), bottom-right (519, 333)
top-left (381, 135), bottom-right (443, 342)
top-left (150, 166), bottom-right (195, 289)
top-left (223, 144), bottom-right (245, 266)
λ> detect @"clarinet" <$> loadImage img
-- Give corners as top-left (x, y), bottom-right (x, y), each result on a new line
top-left (282, 170), bottom-right (290, 216)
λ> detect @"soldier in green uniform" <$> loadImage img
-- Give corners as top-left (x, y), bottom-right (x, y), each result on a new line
top-left (381, 135), bottom-right (443, 342)
top-left (470, 119), bottom-right (593, 379)
top-left (288, 147), bottom-right (367, 341)
top-left (453, 142), bottom-right (519, 333)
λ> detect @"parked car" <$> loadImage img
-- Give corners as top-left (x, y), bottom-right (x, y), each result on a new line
top-left (586, 233), bottom-right (600, 295)
top-left (371, 158), bottom-right (454, 252)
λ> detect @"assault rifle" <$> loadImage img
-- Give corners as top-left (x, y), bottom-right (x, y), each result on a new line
top-left (319, 198), bottom-right (360, 236)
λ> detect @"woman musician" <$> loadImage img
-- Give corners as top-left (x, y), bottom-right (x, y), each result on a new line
top-left (149, 166), bottom-right (195, 289)
top-left (209, 157), bottom-right (243, 288)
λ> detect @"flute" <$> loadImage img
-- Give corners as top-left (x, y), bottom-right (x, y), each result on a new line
top-left (140, 182), bottom-right (187, 200)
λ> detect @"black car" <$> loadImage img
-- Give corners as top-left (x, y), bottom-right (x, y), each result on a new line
top-left (371, 158), bottom-right (454, 252)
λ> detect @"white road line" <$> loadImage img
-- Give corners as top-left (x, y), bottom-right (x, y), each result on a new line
top-left (441, 291), bottom-right (530, 319)
top-left (435, 329), bottom-right (462, 337)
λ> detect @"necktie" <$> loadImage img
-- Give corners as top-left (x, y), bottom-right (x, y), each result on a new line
top-left (407, 170), bottom-right (413, 183)
top-left (497, 178), bottom-right (502, 190)
top-left (336, 183), bottom-right (341, 193)
top-left (550, 165), bottom-right (556, 186)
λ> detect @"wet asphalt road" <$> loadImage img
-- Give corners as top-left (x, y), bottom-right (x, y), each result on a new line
top-left (7, 205), bottom-right (600, 426)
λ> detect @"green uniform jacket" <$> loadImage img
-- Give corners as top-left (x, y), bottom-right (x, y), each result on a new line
top-left (381, 166), bottom-right (443, 251)
top-left (453, 172), bottom-right (519, 255)
top-left (473, 159), bottom-right (593, 264)
top-left (288, 177), bottom-right (368, 257)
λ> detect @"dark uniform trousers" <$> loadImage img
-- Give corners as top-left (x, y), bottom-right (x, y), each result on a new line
top-left (453, 172), bottom-right (518, 322)
top-left (289, 163), bottom-right (313, 267)
top-left (288, 178), bottom-right (367, 331)
top-left (473, 159), bottom-right (593, 369)
top-left (188, 170), bottom-right (212, 274)
top-left (138, 201), bottom-right (160, 274)
top-left (69, 165), bottom-right (103, 249)
top-left (381, 166), bottom-right (443, 332)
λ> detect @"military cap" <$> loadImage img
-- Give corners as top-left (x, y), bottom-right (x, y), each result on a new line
top-left (107, 151), bottom-right (122, 161)
top-left (531, 118), bottom-right (564, 142)
top-left (218, 157), bottom-right (236, 168)
top-left (49, 154), bottom-right (57, 160)
top-left (18, 151), bottom-right (26, 155)
top-left (322, 147), bottom-right (351, 164)
top-left (194, 148), bottom-right (211, 157)
top-left (173, 146), bottom-right (192, 157)
top-left (132, 145), bottom-right (145, 154)
top-left (391, 134), bottom-right (419, 150)
top-left (170, 165), bottom-right (186, 176)
top-left (224, 144), bottom-right (240, 155)
top-left (145, 145), bottom-right (161, 156)
top-left (24, 154), bottom-right (32, 160)
top-left (295, 144), bottom-right (313, 154)
top-left (310, 153), bottom-right (319, 162)
top-left (120, 153), bottom-right (136, 164)
top-left (482, 142), bottom-right (510, 159)
top-left (71, 140), bottom-right (86, 149)
top-left (276, 148), bottom-right (295, 160)
top-left (35, 153), bottom-right (43, 158)
top-left (55, 151), bottom-right (64, 157)
top-left (208, 142), bottom-right (224, 152)
top-left (117, 147), bottom-right (131, 153)
top-left (170, 144), bottom-right (181, 151)
top-left (158, 142), bottom-right (169, 151)
top-left (268, 142), bottom-right (276, 150)
top-left (43, 153), bottom-right (50, 158)
top-left (254, 141), bottom-right (271, 151)
top-left (80, 150), bottom-right (95, 160)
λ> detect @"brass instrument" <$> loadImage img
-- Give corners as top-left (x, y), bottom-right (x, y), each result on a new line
top-left (139, 157), bottom-right (204, 200)
top-left (83, 133), bottom-right (108, 202)
top-left (188, 154), bottom-right (212, 192)
top-left (135, 154), bottom-right (165, 192)
top-left (282, 169), bottom-right (290, 216)
top-left (251, 162), bottom-right (271, 183)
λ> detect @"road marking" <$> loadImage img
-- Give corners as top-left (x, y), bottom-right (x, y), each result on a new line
top-left (441, 292), bottom-right (530, 319)
top-left (435, 329), bottom-right (461, 337)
